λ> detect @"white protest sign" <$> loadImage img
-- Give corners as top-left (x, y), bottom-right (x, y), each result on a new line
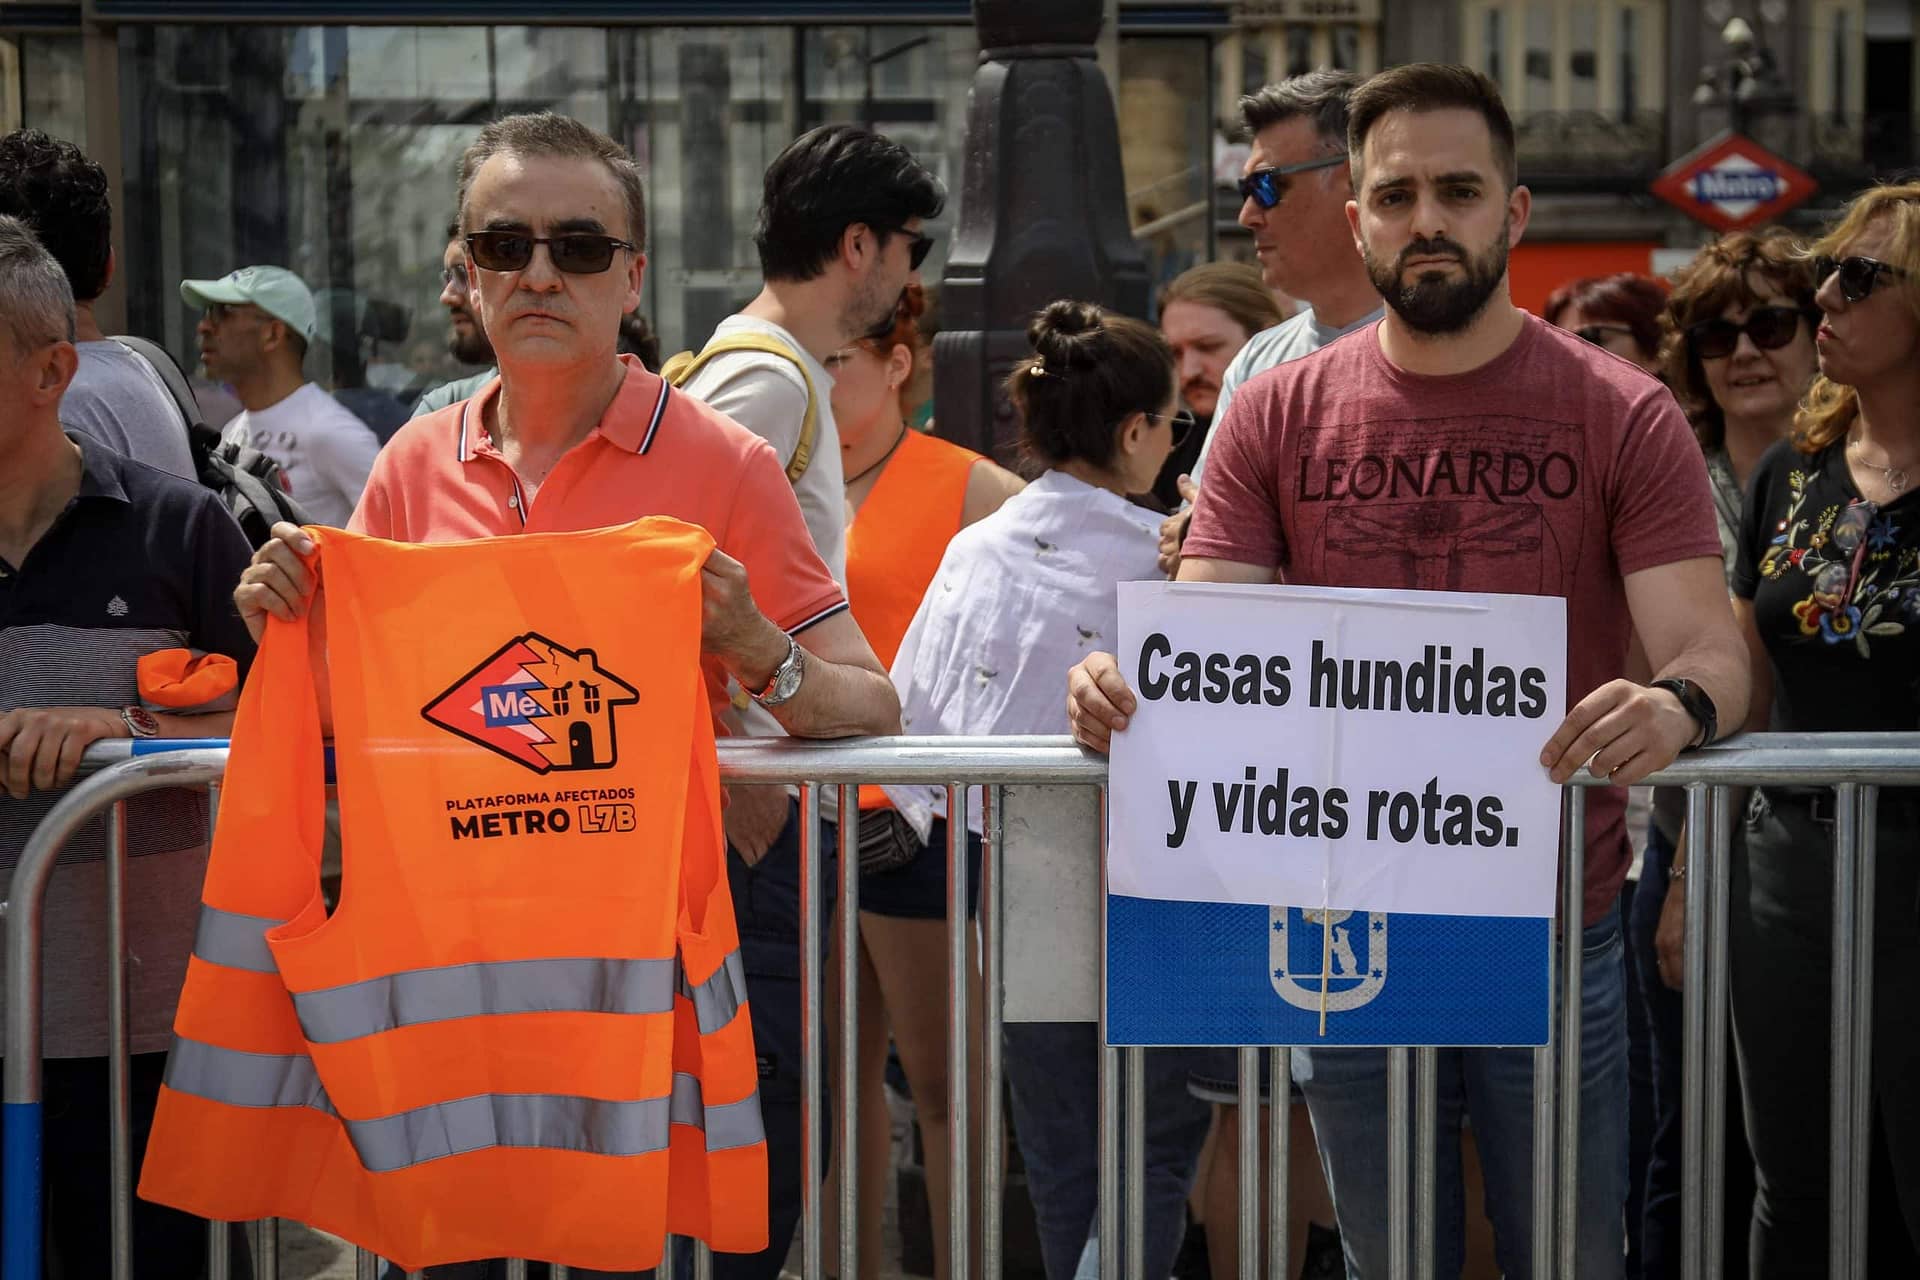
top-left (1108, 582), bottom-right (1566, 919)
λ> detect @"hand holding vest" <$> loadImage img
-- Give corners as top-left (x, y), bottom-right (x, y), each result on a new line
top-left (138, 518), bottom-right (767, 1272)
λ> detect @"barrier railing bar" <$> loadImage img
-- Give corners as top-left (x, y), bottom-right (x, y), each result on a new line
top-left (1847, 786), bottom-right (1877, 1274)
top-left (1387, 1047), bottom-right (1410, 1279)
top-left (1531, 897), bottom-right (1557, 1267)
top-left (257, 1217), bottom-right (279, 1280)
top-left (1554, 787), bottom-right (1586, 1276)
top-left (1267, 1048), bottom-right (1289, 1280)
top-left (693, 1244), bottom-right (713, 1280)
top-left (1703, 785), bottom-right (1733, 1280)
top-left (1125, 1045), bottom-right (1145, 1280)
top-left (837, 784), bottom-right (860, 1280)
top-left (17, 738), bottom-right (1920, 1280)
top-left (1097, 785), bottom-right (1118, 1280)
top-left (657, 1237), bottom-right (677, 1279)
top-left (800, 783), bottom-right (826, 1280)
top-left (983, 783), bottom-right (1007, 1280)
top-left (356, 1246), bottom-right (377, 1279)
top-left (106, 801), bottom-right (133, 1280)
top-left (1237, 1047), bottom-right (1257, 1280)
top-left (1414, 1046), bottom-right (1437, 1280)
top-left (1680, 782), bottom-right (1710, 1280)
top-left (505, 1255), bottom-right (531, 1279)
top-left (550, 1266), bottom-right (570, 1279)
top-left (947, 783), bottom-right (971, 1280)
top-left (1828, 782), bottom-right (1858, 1280)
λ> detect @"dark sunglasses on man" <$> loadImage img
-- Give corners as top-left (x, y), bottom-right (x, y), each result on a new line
top-left (466, 231), bottom-right (637, 275)
top-left (1236, 154), bottom-right (1347, 210)
top-left (1813, 254), bottom-right (1908, 304)
top-left (877, 226), bottom-right (935, 271)
top-left (1684, 306), bottom-right (1812, 360)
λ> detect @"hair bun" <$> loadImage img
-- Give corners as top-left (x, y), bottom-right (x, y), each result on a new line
top-left (1028, 299), bottom-right (1106, 371)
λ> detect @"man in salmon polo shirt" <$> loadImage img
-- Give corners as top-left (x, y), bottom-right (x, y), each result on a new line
top-left (1064, 65), bottom-right (1750, 1279)
top-left (232, 112), bottom-right (900, 1280)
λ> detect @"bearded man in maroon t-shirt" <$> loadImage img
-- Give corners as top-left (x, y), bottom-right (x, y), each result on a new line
top-left (1066, 63), bottom-right (1749, 1278)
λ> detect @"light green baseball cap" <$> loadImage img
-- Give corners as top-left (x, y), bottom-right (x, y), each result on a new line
top-left (180, 266), bottom-right (318, 343)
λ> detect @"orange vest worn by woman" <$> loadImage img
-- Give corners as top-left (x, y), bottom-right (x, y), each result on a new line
top-left (844, 429), bottom-right (983, 811)
top-left (138, 518), bottom-right (765, 1273)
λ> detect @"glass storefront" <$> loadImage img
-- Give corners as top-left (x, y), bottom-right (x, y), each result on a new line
top-left (118, 23), bottom-right (979, 422)
top-left (0, 33), bottom-right (85, 142)
top-left (114, 20), bottom-right (1242, 429)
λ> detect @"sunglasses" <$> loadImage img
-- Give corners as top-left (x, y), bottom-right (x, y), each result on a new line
top-left (1574, 323), bottom-right (1638, 347)
top-left (1146, 407), bottom-right (1196, 449)
top-left (466, 231), bottom-right (636, 275)
top-left (1237, 154), bottom-right (1347, 209)
top-left (878, 227), bottom-right (935, 271)
top-left (1685, 306), bottom-right (1809, 360)
top-left (1814, 254), bottom-right (1908, 303)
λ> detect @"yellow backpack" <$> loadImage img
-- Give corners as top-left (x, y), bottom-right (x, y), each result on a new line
top-left (661, 332), bottom-right (819, 484)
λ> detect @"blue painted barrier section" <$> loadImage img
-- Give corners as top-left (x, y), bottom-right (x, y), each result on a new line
top-left (1105, 895), bottom-right (1551, 1047)
top-left (4, 1101), bottom-right (43, 1280)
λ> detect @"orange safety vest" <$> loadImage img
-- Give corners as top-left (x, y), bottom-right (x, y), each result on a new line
top-left (138, 518), bottom-right (766, 1273)
top-left (844, 429), bottom-right (982, 811)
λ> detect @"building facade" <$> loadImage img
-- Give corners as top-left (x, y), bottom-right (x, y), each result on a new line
top-left (0, 0), bottom-right (1913, 401)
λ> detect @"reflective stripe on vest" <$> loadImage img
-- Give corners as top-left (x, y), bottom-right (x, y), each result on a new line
top-left (165, 1036), bottom-right (765, 1167)
top-left (193, 906), bottom-right (289, 974)
top-left (677, 950), bottom-right (747, 1036)
top-left (191, 909), bottom-right (749, 1045)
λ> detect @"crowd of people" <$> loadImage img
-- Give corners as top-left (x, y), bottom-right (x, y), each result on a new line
top-left (0, 52), bottom-right (1916, 1280)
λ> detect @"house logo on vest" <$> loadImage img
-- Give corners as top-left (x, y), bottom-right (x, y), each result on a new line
top-left (1270, 907), bottom-right (1388, 1014)
top-left (422, 633), bottom-right (638, 774)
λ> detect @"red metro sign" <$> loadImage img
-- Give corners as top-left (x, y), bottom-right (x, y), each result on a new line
top-left (1651, 132), bottom-right (1819, 233)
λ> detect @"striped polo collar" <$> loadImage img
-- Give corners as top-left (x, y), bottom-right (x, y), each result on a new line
top-left (455, 355), bottom-right (671, 462)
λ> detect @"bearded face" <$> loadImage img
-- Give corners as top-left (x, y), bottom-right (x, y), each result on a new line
top-left (1363, 218), bottom-right (1511, 336)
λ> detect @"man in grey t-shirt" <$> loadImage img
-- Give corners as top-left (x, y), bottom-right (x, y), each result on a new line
top-left (1159, 72), bottom-right (1384, 575)
top-left (0, 129), bottom-right (195, 479)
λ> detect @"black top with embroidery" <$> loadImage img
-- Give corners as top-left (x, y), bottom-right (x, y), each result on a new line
top-left (1733, 438), bottom-right (1920, 731)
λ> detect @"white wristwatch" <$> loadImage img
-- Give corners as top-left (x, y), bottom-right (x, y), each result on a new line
top-left (750, 633), bottom-right (806, 708)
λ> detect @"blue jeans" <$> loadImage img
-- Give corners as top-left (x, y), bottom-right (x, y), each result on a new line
top-left (1295, 906), bottom-right (1629, 1279)
top-left (1003, 1023), bottom-right (1213, 1280)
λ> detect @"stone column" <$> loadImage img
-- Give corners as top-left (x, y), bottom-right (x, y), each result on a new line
top-left (932, 0), bottom-right (1148, 462)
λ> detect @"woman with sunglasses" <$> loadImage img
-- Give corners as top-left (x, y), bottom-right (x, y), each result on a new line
top-left (885, 300), bottom-right (1201, 1280)
top-left (1724, 183), bottom-right (1920, 1275)
top-left (1543, 272), bottom-right (1669, 376)
top-left (819, 283), bottom-right (1024, 1280)
top-left (1622, 228), bottom-right (1818, 1279)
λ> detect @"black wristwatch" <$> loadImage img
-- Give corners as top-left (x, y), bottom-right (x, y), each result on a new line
top-left (1650, 677), bottom-right (1717, 749)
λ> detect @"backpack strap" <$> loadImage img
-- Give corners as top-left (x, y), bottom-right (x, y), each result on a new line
top-left (111, 333), bottom-right (206, 436)
top-left (661, 333), bottom-right (819, 484)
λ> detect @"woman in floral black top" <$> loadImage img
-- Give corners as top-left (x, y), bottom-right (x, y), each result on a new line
top-left (1728, 182), bottom-right (1920, 1276)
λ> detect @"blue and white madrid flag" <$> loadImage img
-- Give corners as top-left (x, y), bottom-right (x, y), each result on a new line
top-left (1104, 582), bottom-right (1564, 1048)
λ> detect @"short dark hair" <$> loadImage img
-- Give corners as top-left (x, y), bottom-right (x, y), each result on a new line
top-left (618, 310), bottom-right (661, 372)
top-left (1348, 63), bottom-right (1517, 188)
top-left (457, 113), bottom-right (648, 251)
top-left (1006, 299), bottom-right (1174, 469)
top-left (1238, 69), bottom-right (1363, 152)
top-left (0, 129), bottom-right (112, 302)
top-left (754, 124), bottom-right (945, 283)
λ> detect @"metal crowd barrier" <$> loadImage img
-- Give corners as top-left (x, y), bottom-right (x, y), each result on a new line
top-left (5, 733), bottom-right (1918, 1280)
